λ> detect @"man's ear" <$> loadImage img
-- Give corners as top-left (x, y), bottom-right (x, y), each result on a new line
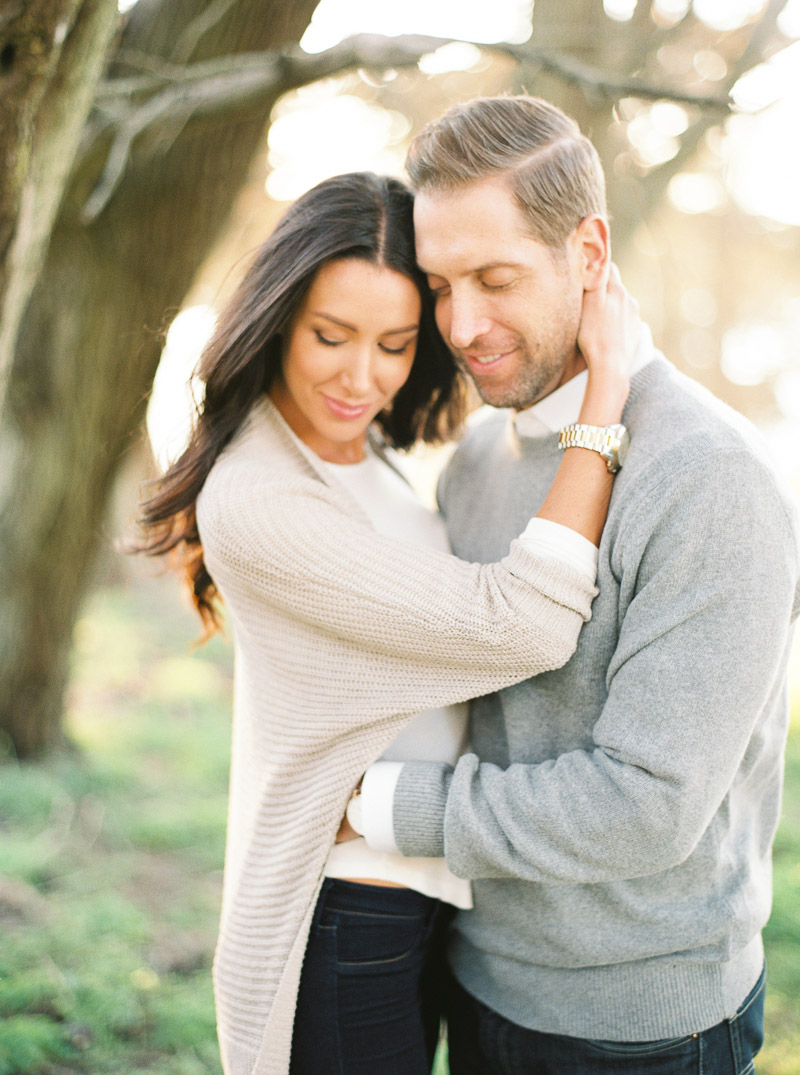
top-left (571, 215), bottom-right (610, 291)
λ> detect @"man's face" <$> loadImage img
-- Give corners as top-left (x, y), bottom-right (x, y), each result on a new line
top-left (414, 176), bottom-right (586, 410)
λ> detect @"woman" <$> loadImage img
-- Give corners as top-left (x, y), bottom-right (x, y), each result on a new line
top-left (136, 172), bottom-right (637, 1075)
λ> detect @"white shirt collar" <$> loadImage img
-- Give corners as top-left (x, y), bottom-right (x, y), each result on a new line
top-left (514, 323), bottom-right (655, 439)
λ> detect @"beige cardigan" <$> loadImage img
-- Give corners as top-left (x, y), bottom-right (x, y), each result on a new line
top-left (196, 396), bottom-right (596, 1075)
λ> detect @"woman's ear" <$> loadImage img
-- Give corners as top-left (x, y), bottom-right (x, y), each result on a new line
top-left (571, 215), bottom-right (610, 291)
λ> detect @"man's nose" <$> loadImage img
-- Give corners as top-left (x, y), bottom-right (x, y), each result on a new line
top-left (447, 292), bottom-right (492, 350)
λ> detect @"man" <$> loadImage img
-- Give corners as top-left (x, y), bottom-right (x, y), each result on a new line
top-left (353, 95), bottom-right (800, 1073)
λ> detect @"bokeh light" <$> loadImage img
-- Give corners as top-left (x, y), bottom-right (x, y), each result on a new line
top-left (266, 88), bottom-right (410, 202)
top-left (720, 323), bottom-right (787, 387)
top-left (693, 0), bottom-right (766, 32)
top-left (418, 42), bottom-right (484, 74)
top-left (603, 0), bottom-right (638, 20)
top-left (299, 0), bottom-right (533, 53)
top-left (668, 173), bottom-right (727, 214)
top-left (726, 45), bottom-right (800, 226)
top-left (147, 306), bottom-right (216, 469)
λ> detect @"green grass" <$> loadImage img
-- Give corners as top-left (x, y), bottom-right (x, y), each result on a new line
top-left (0, 576), bottom-right (798, 1073)
top-left (0, 577), bottom-right (230, 1074)
top-left (760, 701), bottom-right (800, 1075)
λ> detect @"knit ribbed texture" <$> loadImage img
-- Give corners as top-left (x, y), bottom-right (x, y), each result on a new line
top-left (393, 355), bottom-right (800, 1041)
top-left (196, 396), bottom-right (598, 1075)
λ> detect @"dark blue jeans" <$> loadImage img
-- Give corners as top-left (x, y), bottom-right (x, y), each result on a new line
top-left (445, 965), bottom-right (766, 1075)
top-left (289, 878), bottom-right (452, 1075)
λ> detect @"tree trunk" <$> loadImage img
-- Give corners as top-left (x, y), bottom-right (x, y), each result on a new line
top-left (0, 0), bottom-right (79, 279)
top-left (0, 0), bottom-right (118, 402)
top-left (0, 0), bottom-right (318, 757)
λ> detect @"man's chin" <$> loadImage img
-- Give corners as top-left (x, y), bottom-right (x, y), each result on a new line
top-left (461, 356), bottom-right (567, 411)
top-left (472, 379), bottom-right (551, 411)
top-left (475, 388), bottom-right (536, 410)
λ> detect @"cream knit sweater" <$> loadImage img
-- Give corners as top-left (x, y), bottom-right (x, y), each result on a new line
top-left (195, 396), bottom-right (597, 1075)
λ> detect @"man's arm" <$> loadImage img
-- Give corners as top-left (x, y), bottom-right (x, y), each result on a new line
top-left (385, 449), bottom-right (799, 881)
top-left (343, 519), bottom-right (599, 846)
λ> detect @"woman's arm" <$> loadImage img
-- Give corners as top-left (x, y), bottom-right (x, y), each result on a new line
top-left (537, 265), bottom-right (640, 545)
top-left (196, 270), bottom-right (641, 717)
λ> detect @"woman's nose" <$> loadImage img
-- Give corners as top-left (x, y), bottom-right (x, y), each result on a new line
top-left (340, 349), bottom-right (373, 396)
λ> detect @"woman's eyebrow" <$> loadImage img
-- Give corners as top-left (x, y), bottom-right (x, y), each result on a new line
top-left (311, 313), bottom-right (419, 336)
top-left (382, 325), bottom-right (420, 336)
top-left (311, 312), bottom-right (356, 330)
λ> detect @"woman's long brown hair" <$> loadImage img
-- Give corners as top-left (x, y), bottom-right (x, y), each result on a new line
top-left (133, 172), bottom-right (467, 635)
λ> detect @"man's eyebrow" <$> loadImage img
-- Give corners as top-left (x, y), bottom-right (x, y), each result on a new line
top-left (474, 261), bottom-right (527, 273)
top-left (311, 313), bottom-right (419, 336)
top-left (421, 261), bottom-right (528, 277)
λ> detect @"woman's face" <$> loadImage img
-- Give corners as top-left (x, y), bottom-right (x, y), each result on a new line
top-left (271, 258), bottom-right (421, 463)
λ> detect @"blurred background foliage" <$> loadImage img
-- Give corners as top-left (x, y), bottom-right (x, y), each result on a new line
top-left (1, 0), bottom-right (799, 1070)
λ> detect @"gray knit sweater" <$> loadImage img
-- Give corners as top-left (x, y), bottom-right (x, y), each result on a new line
top-left (196, 397), bottom-right (599, 1075)
top-left (393, 355), bottom-right (800, 1041)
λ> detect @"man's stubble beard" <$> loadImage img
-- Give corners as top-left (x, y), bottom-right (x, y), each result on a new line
top-left (455, 267), bottom-right (584, 409)
top-left (457, 337), bottom-right (575, 411)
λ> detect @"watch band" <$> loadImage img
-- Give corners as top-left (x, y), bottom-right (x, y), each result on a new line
top-left (558, 423), bottom-right (629, 473)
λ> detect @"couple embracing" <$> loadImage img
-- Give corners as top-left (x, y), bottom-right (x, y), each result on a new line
top-left (137, 94), bottom-right (800, 1075)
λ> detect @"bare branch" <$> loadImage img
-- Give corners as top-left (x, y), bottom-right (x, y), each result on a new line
top-left (89, 17), bottom-right (787, 222)
top-left (504, 45), bottom-right (731, 109)
top-left (171, 0), bottom-right (241, 64)
top-left (83, 34), bottom-right (452, 218)
top-left (113, 47), bottom-right (193, 85)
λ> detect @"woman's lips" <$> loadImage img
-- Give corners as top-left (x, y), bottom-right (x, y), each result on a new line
top-left (323, 395), bottom-right (372, 420)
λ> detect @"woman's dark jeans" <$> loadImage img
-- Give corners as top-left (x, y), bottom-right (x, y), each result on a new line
top-left (289, 878), bottom-right (451, 1075)
top-left (445, 963), bottom-right (766, 1075)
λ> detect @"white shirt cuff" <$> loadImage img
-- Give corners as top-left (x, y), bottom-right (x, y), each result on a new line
top-left (357, 761), bottom-right (405, 853)
top-left (517, 517), bottom-right (598, 583)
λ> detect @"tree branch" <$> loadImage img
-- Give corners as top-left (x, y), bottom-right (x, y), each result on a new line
top-left (83, 30), bottom-right (742, 221)
top-left (506, 44), bottom-right (731, 108)
top-left (171, 0), bottom-right (241, 64)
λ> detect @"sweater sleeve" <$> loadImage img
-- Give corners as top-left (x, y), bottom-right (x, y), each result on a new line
top-left (392, 449), bottom-right (800, 878)
top-left (196, 461), bottom-right (597, 718)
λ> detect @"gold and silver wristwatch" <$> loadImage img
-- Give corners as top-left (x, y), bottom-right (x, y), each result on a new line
top-left (557, 423), bottom-right (630, 473)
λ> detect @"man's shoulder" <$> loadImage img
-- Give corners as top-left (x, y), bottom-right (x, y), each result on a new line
top-left (620, 357), bottom-right (799, 542)
top-left (627, 357), bottom-right (783, 480)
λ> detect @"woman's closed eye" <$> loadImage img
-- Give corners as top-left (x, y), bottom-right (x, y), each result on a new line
top-left (314, 330), bottom-right (346, 347)
top-left (379, 340), bottom-right (415, 356)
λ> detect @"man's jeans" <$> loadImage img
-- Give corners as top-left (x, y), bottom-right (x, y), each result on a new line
top-left (445, 964), bottom-right (766, 1075)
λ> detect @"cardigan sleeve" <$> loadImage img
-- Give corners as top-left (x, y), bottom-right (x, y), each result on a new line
top-left (196, 461), bottom-right (597, 710)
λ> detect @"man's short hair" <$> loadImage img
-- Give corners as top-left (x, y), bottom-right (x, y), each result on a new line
top-left (406, 95), bottom-right (607, 248)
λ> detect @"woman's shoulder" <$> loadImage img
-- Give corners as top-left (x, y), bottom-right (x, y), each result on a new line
top-left (198, 399), bottom-right (324, 526)
top-left (209, 398), bottom-right (316, 481)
